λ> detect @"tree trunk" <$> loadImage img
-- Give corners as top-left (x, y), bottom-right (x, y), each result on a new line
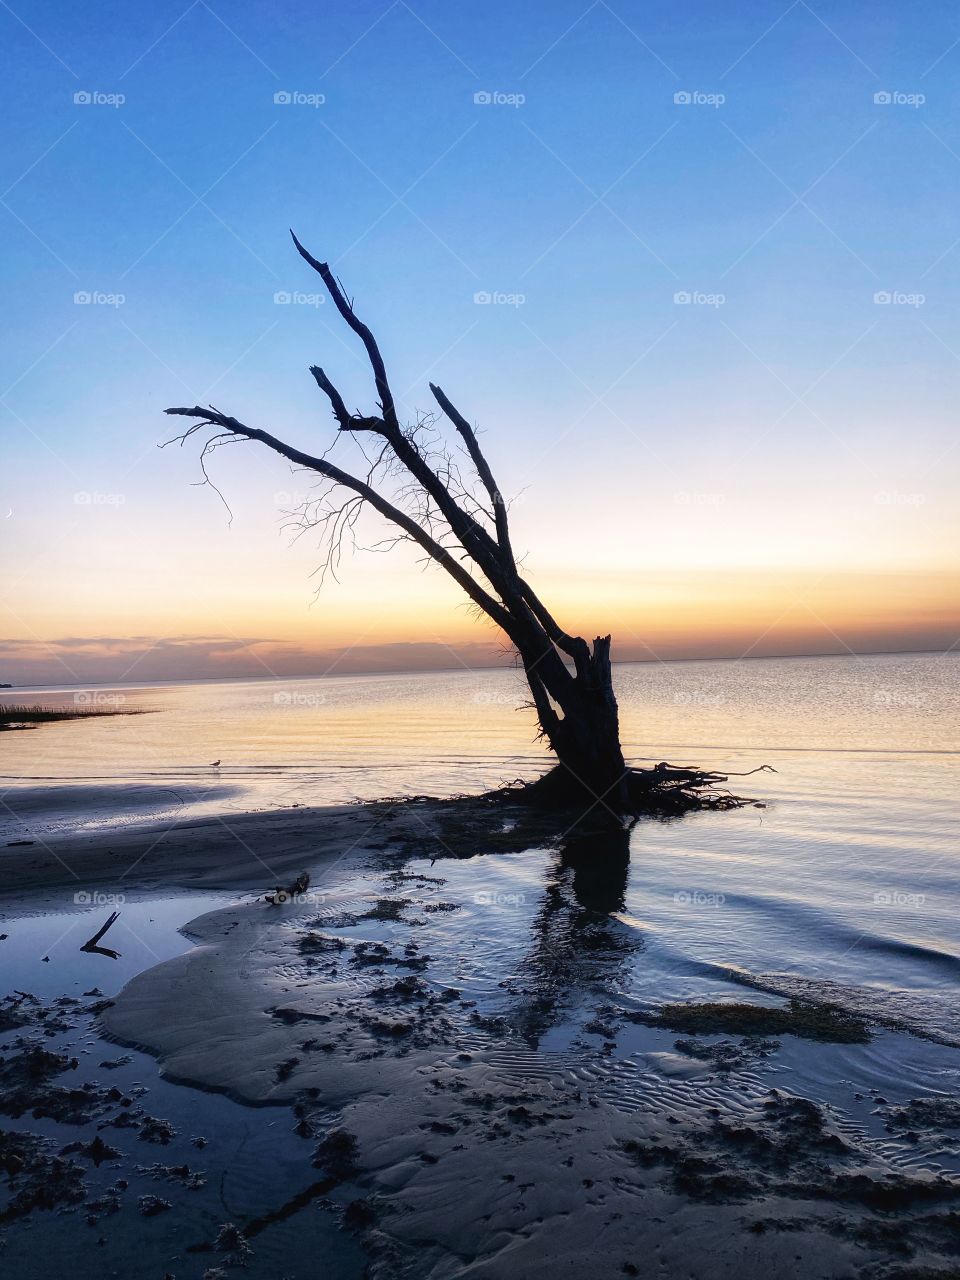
top-left (519, 634), bottom-right (630, 817)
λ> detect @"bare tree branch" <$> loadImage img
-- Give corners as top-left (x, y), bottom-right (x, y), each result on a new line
top-left (429, 382), bottom-right (513, 557)
top-left (291, 230), bottom-right (399, 428)
top-left (164, 405), bottom-right (517, 638)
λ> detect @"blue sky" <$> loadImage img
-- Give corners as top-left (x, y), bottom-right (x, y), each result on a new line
top-left (2, 1), bottom-right (959, 684)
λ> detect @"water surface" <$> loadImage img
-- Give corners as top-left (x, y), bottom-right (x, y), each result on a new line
top-left (2, 653), bottom-right (957, 1045)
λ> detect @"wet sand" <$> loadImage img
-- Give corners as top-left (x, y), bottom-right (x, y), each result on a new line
top-left (3, 797), bottom-right (960, 1278)
top-left (0, 800), bottom-right (375, 895)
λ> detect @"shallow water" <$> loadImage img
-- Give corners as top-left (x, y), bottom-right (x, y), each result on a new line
top-left (0, 894), bottom-right (366, 1279)
top-left (87, 839), bottom-right (960, 1277)
top-left (2, 651), bottom-right (954, 816)
top-left (2, 653), bottom-right (957, 1045)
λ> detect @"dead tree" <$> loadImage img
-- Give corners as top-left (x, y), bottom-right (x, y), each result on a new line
top-left (167, 234), bottom-right (763, 823)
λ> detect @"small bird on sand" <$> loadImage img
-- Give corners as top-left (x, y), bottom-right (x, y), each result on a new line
top-left (210, 759), bottom-right (221, 767)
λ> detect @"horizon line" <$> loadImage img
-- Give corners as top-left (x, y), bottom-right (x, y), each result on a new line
top-left (1, 645), bottom-right (952, 692)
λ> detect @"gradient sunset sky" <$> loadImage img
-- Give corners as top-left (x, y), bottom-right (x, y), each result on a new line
top-left (2, 0), bottom-right (958, 686)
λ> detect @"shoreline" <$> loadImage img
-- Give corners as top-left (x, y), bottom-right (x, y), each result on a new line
top-left (0, 802), bottom-right (379, 897)
top-left (3, 793), bottom-right (960, 1277)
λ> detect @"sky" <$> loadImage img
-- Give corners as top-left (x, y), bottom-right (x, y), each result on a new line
top-left (1, 0), bottom-right (958, 686)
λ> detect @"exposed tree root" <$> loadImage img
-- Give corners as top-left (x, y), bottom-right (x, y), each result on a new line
top-left (502, 761), bottom-right (774, 820)
top-left (375, 763), bottom-right (774, 852)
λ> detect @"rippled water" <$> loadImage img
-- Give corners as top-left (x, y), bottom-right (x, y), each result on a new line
top-left (1, 650), bottom-right (953, 806)
top-left (1, 652), bottom-right (957, 1046)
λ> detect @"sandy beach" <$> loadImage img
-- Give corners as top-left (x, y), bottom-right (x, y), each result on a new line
top-left (3, 759), bottom-right (960, 1278)
top-left (0, 800), bottom-right (373, 895)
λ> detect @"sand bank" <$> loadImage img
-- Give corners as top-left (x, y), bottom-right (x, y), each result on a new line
top-left (98, 816), bottom-right (960, 1280)
top-left (0, 801), bottom-right (382, 896)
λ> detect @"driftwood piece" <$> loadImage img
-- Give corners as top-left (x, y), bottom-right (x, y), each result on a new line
top-left (80, 910), bottom-right (121, 959)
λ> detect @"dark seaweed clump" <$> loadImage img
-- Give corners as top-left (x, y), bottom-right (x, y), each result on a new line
top-left (625, 998), bottom-right (870, 1044)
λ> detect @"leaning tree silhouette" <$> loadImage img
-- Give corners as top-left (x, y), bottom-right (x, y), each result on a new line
top-left (167, 233), bottom-right (770, 826)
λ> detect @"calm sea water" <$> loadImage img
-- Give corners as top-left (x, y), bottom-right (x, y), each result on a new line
top-left (2, 653), bottom-right (958, 1044)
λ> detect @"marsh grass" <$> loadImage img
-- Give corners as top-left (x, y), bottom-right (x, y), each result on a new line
top-left (0, 704), bottom-right (150, 729)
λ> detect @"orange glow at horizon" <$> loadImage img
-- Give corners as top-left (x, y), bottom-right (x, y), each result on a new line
top-left (3, 560), bottom-right (956, 686)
